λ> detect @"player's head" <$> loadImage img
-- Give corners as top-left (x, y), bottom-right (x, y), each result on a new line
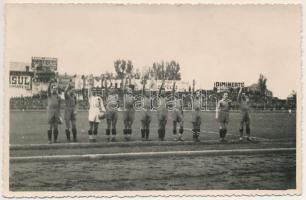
top-left (51, 85), bottom-right (58, 95)
top-left (144, 90), bottom-right (150, 97)
top-left (126, 87), bottom-right (133, 95)
top-left (92, 90), bottom-right (97, 96)
top-left (241, 92), bottom-right (247, 100)
top-left (70, 89), bottom-right (75, 96)
top-left (223, 92), bottom-right (228, 100)
top-left (174, 90), bottom-right (180, 98)
top-left (109, 88), bottom-right (117, 95)
top-left (195, 90), bottom-right (201, 98)
top-left (52, 89), bottom-right (58, 95)
top-left (160, 87), bottom-right (166, 96)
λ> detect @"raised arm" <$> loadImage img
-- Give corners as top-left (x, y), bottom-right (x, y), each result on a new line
top-left (172, 81), bottom-right (176, 97)
top-left (58, 96), bottom-right (61, 110)
top-left (158, 79), bottom-right (165, 96)
top-left (64, 81), bottom-right (72, 98)
top-left (48, 79), bottom-right (56, 97)
top-left (237, 87), bottom-right (243, 102)
top-left (216, 100), bottom-right (221, 119)
top-left (88, 81), bottom-right (92, 99)
top-left (104, 78), bottom-right (112, 98)
top-left (122, 76), bottom-right (129, 96)
top-left (141, 78), bottom-right (147, 96)
top-left (48, 81), bottom-right (52, 97)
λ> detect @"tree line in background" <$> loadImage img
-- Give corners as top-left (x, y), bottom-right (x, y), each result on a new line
top-left (113, 59), bottom-right (181, 81)
top-left (32, 58), bottom-right (297, 109)
top-left (11, 66), bottom-right (297, 111)
top-left (78, 59), bottom-right (182, 86)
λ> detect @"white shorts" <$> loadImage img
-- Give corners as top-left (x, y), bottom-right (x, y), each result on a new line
top-left (88, 108), bottom-right (100, 123)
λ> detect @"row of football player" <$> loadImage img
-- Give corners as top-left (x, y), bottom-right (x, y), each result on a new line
top-left (46, 79), bottom-right (251, 144)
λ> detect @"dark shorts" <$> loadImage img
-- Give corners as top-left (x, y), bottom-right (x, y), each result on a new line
top-left (157, 111), bottom-right (168, 129)
top-left (157, 111), bottom-right (168, 122)
top-left (48, 110), bottom-right (61, 125)
top-left (123, 109), bottom-right (135, 122)
top-left (172, 110), bottom-right (183, 123)
top-left (64, 109), bottom-right (76, 123)
top-left (192, 110), bottom-right (202, 125)
top-left (141, 110), bottom-right (152, 124)
top-left (240, 110), bottom-right (250, 124)
top-left (218, 111), bottom-right (229, 123)
top-left (106, 110), bottom-right (118, 121)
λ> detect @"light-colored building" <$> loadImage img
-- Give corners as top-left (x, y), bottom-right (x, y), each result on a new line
top-left (9, 62), bottom-right (33, 98)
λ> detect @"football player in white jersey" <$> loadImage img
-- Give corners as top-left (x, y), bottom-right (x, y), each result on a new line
top-left (88, 85), bottom-right (105, 142)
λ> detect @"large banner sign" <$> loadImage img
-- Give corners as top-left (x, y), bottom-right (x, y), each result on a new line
top-left (133, 80), bottom-right (189, 91)
top-left (93, 78), bottom-right (102, 88)
top-left (31, 57), bottom-right (57, 71)
top-left (58, 76), bottom-right (72, 90)
top-left (214, 82), bottom-right (244, 92)
top-left (155, 80), bottom-right (189, 92)
top-left (9, 72), bottom-right (32, 90)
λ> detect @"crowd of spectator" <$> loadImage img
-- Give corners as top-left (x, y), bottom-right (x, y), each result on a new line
top-left (10, 90), bottom-right (294, 111)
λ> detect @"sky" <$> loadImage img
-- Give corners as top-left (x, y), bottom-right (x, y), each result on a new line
top-left (6, 4), bottom-right (301, 98)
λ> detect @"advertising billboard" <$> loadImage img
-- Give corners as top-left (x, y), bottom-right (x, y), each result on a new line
top-left (31, 57), bottom-right (57, 71)
top-left (9, 71), bottom-right (33, 90)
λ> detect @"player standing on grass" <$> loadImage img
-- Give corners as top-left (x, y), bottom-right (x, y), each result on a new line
top-left (105, 80), bottom-right (119, 142)
top-left (47, 79), bottom-right (61, 144)
top-left (64, 80), bottom-right (78, 142)
top-left (171, 82), bottom-right (184, 141)
top-left (192, 90), bottom-right (202, 142)
top-left (157, 79), bottom-right (167, 141)
top-left (237, 87), bottom-right (251, 141)
top-left (122, 77), bottom-right (136, 141)
top-left (140, 78), bottom-right (152, 141)
top-left (88, 84), bottom-right (105, 143)
top-left (216, 92), bottom-right (231, 142)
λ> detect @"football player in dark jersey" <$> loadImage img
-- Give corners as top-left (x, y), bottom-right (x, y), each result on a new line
top-left (216, 92), bottom-right (231, 142)
top-left (47, 79), bottom-right (61, 144)
top-left (64, 81), bottom-right (78, 142)
top-left (237, 87), bottom-right (251, 141)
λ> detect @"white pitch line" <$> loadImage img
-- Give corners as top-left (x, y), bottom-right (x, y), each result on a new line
top-left (10, 128), bottom-right (293, 151)
top-left (10, 148), bottom-right (296, 163)
top-left (9, 139), bottom-right (258, 151)
top-left (183, 128), bottom-right (270, 141)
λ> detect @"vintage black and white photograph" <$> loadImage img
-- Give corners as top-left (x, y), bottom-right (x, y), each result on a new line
top-left (4, 3), bottom-right (301, 196)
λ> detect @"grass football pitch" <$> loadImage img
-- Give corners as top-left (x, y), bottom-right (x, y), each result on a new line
top-left (10, 110), bottom-right (296, 145)
top-left (9, 110), bottom-right (297, 191)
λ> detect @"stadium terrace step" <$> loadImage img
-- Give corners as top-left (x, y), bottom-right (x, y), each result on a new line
top-left (10, 138), bottom-right (295, 151)
top-left (10, 148), bottom-right (296, 163)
